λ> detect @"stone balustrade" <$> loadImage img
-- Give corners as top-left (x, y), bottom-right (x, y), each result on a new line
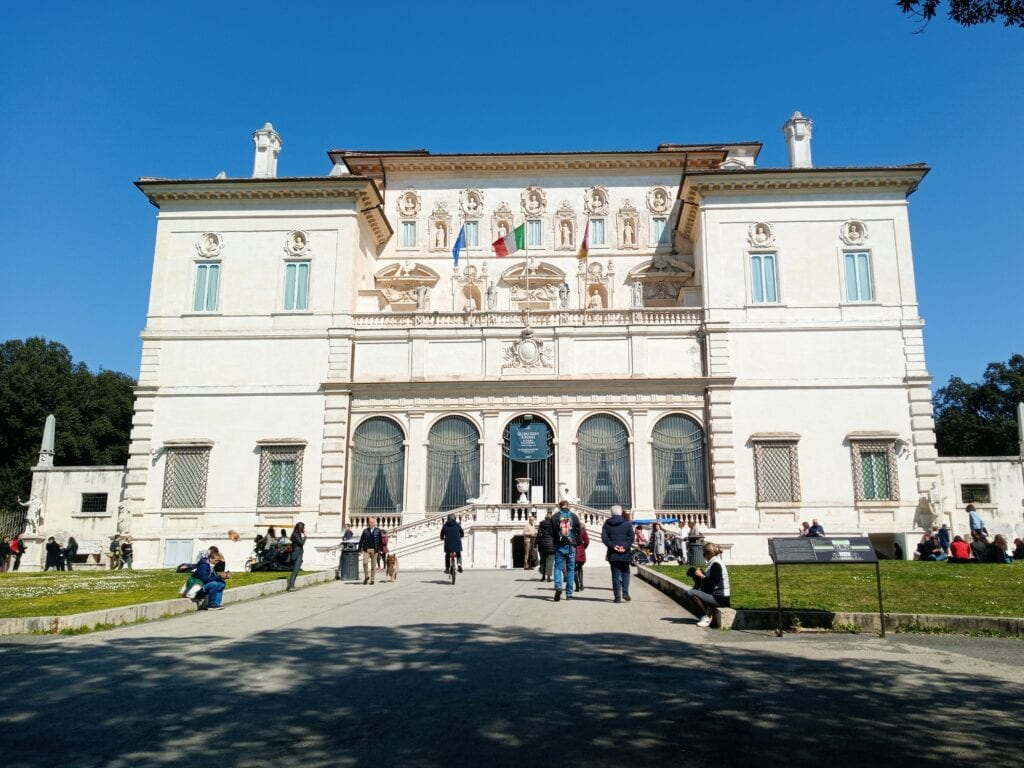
top-left (351, 307), bottom-right (703, 330)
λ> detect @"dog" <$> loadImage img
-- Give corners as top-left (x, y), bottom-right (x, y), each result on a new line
top-left (385, 553), bottom-right (399, 583)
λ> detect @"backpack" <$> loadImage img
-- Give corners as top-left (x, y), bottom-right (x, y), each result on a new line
top-left (555, 510), bottom-right (578, 547)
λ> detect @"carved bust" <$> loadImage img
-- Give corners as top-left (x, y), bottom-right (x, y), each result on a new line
top-left (197, 232), bottom-right (223, 257)
top-left (647, 187), bottom-right (671, 213)
top-left (398, 190), bottom-right (421, 218)
top-left (286, 230), bottom-right (309, 255)
top-left (840, 219), bottom-right (868, 245)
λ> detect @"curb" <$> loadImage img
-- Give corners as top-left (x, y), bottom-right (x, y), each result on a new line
top-left (0, 570), bottom-right (337, 637)
top-left (637, 565), bottom-right (1024, 637)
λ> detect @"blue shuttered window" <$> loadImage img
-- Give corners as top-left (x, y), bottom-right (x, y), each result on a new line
top-left (844, 252), bottom-right (873, 301)
top-left (193, 263), bottom-right (220, 312)
top-left (465, 221), bottom-right (479, 247)
top-left (591, 219), bottom-right (605, 246)
top-left (527, 220), bottom-right (542, 247)
top-left (284, 262), bottom-right (309, 310)
top-left (751, 253), bottom-right (778, 303)
top-left (401, 221), bottom-right (416, 248)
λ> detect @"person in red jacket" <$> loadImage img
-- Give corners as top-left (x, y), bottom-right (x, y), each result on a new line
top-left (948, 535), bottom-right (971, 563)
top-left (573, 523), bottom-right (590, 592)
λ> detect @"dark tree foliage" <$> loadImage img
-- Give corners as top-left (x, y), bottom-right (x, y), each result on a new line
top-left (933, 354), bottom-right (1024, 456)
top-left (898, 0), bottom-right (1024, 28)
top-left (0, 338), bottom-right (136, 514)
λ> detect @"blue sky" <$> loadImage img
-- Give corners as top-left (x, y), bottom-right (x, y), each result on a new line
top-left (1, 1), bottom-right (1020, 389)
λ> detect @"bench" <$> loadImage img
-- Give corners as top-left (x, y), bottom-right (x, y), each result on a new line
top-left (68, 539), bottom-right (107, 568)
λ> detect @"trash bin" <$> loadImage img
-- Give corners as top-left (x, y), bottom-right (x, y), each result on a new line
top-left (339, 541), bottom-right (360, 580)
top-left (687, 535), bottom-right (706, 568)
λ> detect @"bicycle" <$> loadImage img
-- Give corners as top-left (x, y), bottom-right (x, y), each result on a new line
top-left (448, 551), bottom-right (459, 585)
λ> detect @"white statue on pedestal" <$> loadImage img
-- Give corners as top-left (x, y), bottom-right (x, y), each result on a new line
top-left (17, 495), bottom-right (43, 535)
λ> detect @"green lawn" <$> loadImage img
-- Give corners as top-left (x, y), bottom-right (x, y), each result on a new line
top-left (652, 561), bottom-right (1024, 618)
top-left (0, 569), bottom-right (298, 618)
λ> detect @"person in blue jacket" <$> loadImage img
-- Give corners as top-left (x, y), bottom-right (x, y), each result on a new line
top-left (601, 504), bottom-right (635, 603)
top-left (196, 546), bottom-right (229, 610)
top-left (440, 514), bottom-right (465, 573)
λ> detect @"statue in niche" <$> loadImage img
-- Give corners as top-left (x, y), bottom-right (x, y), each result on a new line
top-left (590, 189), bottom-right (605, 212)
top-left (844, 221), bottom-right (865, 243)
top-left (415, 285), bottom-right (427, 310)
top-left (651, 188), bottom-right (668, 211)
top-left (560, 221), bottom-right (573, 247)
top-left (632, 281), bottom-right (644, 308)
top-left (587, 288), bottom-right (603, 309)
top-left (486, 282), bottom-right (497, 310)
top-left (526, 193), bottom-right (542, 213)
top-left (558, 282), bottom-right (570, 308)
top-left (752, 223), bottom-right (771, 246)
top-left (497, 222), bottom-right (508, 238)
top-left (623, 220), bottom-right (635, 246)
top-left (17, 495), bottom-right (43, 535)
top-left (435, 224), bottom-right (447, 249)
top-left (400, 193), bottom-right (418, 216)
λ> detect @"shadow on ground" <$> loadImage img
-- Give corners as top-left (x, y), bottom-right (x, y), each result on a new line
top-left (1, 622), bottom-right (1019, 768)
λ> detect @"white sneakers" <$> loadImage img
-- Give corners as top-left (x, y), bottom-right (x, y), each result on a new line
top-left (696, 615), bottom-right (713, 628)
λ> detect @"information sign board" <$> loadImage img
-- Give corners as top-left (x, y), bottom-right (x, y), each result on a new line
top-left (769, 537), bottom-right (878, 564)
top-left (509, 422), bottom-right (550, 462)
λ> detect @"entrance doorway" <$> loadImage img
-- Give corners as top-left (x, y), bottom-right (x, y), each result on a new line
top-left (502, 414), bottom-right (555, 503)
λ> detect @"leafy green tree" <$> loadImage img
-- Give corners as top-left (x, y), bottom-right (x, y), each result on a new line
top-left (0, 338), bottom-right (136, 516)
top-left (899, 0), bottom-right (1024, 28)
top-left (933, 354), bottom-right (1024, 456)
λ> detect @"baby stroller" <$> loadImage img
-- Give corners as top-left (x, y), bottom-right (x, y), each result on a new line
top-left (247, 545), bottom-right (294, 572)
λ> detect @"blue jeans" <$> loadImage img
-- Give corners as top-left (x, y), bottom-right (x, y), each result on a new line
top-left (609, 560), bottom-right (630, 599)
top-left (553, 546), bottom-right (575, 595)
top-left (203, 580), bottom-right (225, 607)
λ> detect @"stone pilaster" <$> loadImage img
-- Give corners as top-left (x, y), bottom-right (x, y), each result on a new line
top-left (630, 409), bottom-right (652, 516)
top-left (405, 411), bottom-right (426, 521)
top-left (555, 408), bottom-right (575, 499)
top-left (706, 386), bottom-right (737, 528)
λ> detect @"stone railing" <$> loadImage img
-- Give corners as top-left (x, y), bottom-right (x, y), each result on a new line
top-left (348, 514), bottom-right (404, 531)
top-left (352, 308), bottom-right (703, 329)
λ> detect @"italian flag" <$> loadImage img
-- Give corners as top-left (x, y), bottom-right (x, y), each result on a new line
top-left (492, 224), bottom-right (525, 257)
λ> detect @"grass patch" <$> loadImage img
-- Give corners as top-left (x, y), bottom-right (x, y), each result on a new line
top-left (0, 569), bottom-right (299, 619)
top-left (651, 561), bottom-right (1024, 618)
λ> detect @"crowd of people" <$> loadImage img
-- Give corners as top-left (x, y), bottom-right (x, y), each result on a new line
top-left (915, 505), bottom-right (1016, 564)
top-left (0, 535), bottom-right (27, 572)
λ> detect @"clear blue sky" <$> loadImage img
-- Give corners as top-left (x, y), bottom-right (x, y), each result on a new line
top-left (1, 1), bottom-right (1020, 389)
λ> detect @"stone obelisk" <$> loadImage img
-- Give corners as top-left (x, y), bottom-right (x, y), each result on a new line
top-left (37, 414), bottom-right (55, 468)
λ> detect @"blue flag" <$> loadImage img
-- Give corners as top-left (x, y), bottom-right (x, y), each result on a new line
top-left (452, 225), bottom-right (466, 265)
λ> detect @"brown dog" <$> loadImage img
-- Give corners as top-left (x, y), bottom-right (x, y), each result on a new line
top-left (386, 554), bottom-right (399, 582)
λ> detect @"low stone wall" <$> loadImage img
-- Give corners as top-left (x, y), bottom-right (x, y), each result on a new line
top-left (637, 565), bottom-right (1024, 637)
top-left (0, 569), bottom-right (337, 637)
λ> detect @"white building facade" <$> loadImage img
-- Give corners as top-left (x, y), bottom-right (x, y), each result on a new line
top-left (31, 115), bottom-right (1023, 571)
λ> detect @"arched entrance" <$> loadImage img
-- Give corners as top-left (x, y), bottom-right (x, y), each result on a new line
top-left (502, 414), bottom-right (555, 503)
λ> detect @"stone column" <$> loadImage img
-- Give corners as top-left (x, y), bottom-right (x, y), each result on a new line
top-left (480, 410), bottom-right (501, 502)
top-left (630, 409), bottom-right (652, 516)
top-left (406, 411), bottom-right (426, 522)
top-left (555, 409), bottom-right (575, 500)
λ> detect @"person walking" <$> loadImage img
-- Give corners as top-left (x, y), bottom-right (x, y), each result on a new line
top-left (551, 501), bottom-right (582, 601)
top-left (286, 521), bottom-right (306, 592)
top-left (358, 517), bottom-right (383, 585)
top-left (44, 537), bottom-right (62, 571)
top-left (378, 529), bottom-right (390, 570)
top-left (601, 504), bottom-right (635, 603)
top-left (574, 521), bottom-right (590, 592)
top-left (65, 536), bottom-right (79, 571)
top-left (0, 537), bottom-right (10, 573)
top-left (120, 536), bottom-right (133, 570)
top-left (522, 514), bottom-right (537, 570)
top-left (440, 514), bottom-right (465, 573)
top-left (536, 509), bottom-right (555, 582)
top-left (967, 504), bottom-right (988, 539)
top-left (10, 535), bottom-right (24, 572)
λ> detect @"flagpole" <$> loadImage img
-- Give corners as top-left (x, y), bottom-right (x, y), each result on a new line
top-left (523, 216), bottom-right (530, 329)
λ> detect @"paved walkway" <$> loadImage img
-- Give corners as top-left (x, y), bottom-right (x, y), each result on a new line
top-left (2, 569), bottom-right (1021, 767)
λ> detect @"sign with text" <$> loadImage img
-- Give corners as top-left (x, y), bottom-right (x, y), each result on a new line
top-left (769, 537), bottom-right (878, 564)
top-left (509, 422), bottom-right (550, 462)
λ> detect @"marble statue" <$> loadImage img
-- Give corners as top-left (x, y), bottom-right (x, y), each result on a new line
top-left (558, 282), bottom-right (570, 309)
top-left (415, 284), bottom-right (427, 310)
top-left (632, 281), bottom-right (644, 308)
top-left (17, 495), bottom-right (43, 535)
top-left (623, 220), bottom-right (635, 246)
top-left (117, 502), bottom-right (131, 534)
top-left (486, 282), bottom-right (497, 310)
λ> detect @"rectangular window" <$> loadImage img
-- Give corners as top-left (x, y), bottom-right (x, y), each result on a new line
top-left (401, 221), bottom-right (416, 248)
top-left (652, 217), bottom-right (668, 244)
top-left (284, 262), bottom-right (310, 311)
top-left (960, 484), bottom-right (991, 504)
top-left (79, 493), bottom-right (109, 514)
top-left (162, 446), bottom-right (211, 508)
top-left (751, 253), bottom-right (778, 303)
top-left (527, 219), bottom-right (542, 247)
top-left (591, 219), bottom-right (605, 246)
top-left (850, 441), bottom-right (899, 502)
top-left (258, 445), bottom-right (304, 507)
top-left (193, 263), bottom-right (220, 312)
top-left (164, 538), bottom-right (195, 567)
top-left (753, 441), bottom-right (801, 503)
top-left (465, 221), bottom-right (479, 247)
top-left (844, 251), bottom-right (873, 301)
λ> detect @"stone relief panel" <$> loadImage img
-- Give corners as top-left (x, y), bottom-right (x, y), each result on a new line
top-left (501, 258), bottom-right (566, 310)
top-left (452, 263), bottom-right (491, 312)
top-left (554, 201), bottom-right (576, 251)
top-left (748, 222), bottom-right (775, 248)
top-left (521, 185), bottom-right (547, 216)
top-left (627, 256), bottom-right (695, 308)
top-left (578, 259), bottom-right (614, 310)
top-left (460, 188), bottom-right (484, 218)
top-left (616, 201), bottom-right (640, 250)
top-left (492, 202), bottom-right (515, 243)
top-left (647, 186), bottom-right (672, 214)
top-left (429, 202), bottom-right (453, 252)
top-left (285, 230), bottom-right (310, 256)
top-left (839, 219), bottom-right (868, 246)
top-left (196, 232), bottom-right (223, 257)
top-left (397, 189), bottom-right (421, 218)
top-left (584, 186), bottom-right (609, 216)
top-left (502, 328), bottom-right (554, 370)
top-left (374, 261), bottom-right (441, 312)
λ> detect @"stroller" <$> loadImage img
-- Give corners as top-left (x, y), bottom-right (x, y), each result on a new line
top-left (247, 545), bottom-right (294, 572)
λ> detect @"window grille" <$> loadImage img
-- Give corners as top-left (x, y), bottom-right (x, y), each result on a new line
top-left (162, 447), bottom-right (211, 508)
top-left (80, 493), bottom-right (109, 514)
top-left (577, 414), bottom-right (632, 510)
top-left (652, 415), bottom-right (706, 511)
top-left (850, 441), bottom-right (898, 502)
top-left (350, 417), bottom-right (405, 516)
top-left (753, 441), bottom-right (800, 503)
top-left (426, 416), bottom-right (480, 513)
top-left (960, 484), bottom-right (991, 504)
top-left (258, 446), bottom-right (304, 507)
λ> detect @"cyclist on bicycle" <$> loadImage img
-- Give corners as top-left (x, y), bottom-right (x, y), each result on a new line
top-left (440, 513), bottom-right (465, 574)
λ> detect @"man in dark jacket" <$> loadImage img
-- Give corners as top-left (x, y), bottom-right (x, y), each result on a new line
top-left (601, 504), bottom-right (635, 603)
top-left (44, 537), bottom-right (62, 571)
top-left (358, 517), bottom-right (383, 585)
top-left (551, 501), bottom-right (582, 601)
top-left (195, 547), bottom-right (229, 610)
top-left (440, 514), bottom-right (465, 573)
top-left (536, 510), bottom-right (556, 582)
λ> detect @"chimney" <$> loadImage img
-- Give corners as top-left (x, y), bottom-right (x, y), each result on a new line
top-left (252, 122), bottom-right (282, 178)
top-left (783, 111), bottom-right (813, 169)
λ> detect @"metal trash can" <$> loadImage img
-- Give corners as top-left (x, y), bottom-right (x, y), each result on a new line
top-left (687, 535), bottom-right (706, 568)
top-left (339, 541), bottom-right (360, 580)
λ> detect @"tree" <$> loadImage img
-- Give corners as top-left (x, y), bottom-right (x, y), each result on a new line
top-left (899, 0), bottom-right (1024, 28)
top-left (933, 354), bottom-right (1024, 456)
top-left (0, 338), bottom-right (136, 516)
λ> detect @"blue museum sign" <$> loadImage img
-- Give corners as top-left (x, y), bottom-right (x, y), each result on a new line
top-left (509, 422), bottom-right (549, 462)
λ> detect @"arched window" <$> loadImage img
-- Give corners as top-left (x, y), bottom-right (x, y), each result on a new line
top-left (577, 414), bottom-right (632, 509)
top-left (652, 415), bottom-right (706, 510)
top-left (426, 416), bottom-right (480, 513)
top-left (349, 417), bottom-right (405, 516)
